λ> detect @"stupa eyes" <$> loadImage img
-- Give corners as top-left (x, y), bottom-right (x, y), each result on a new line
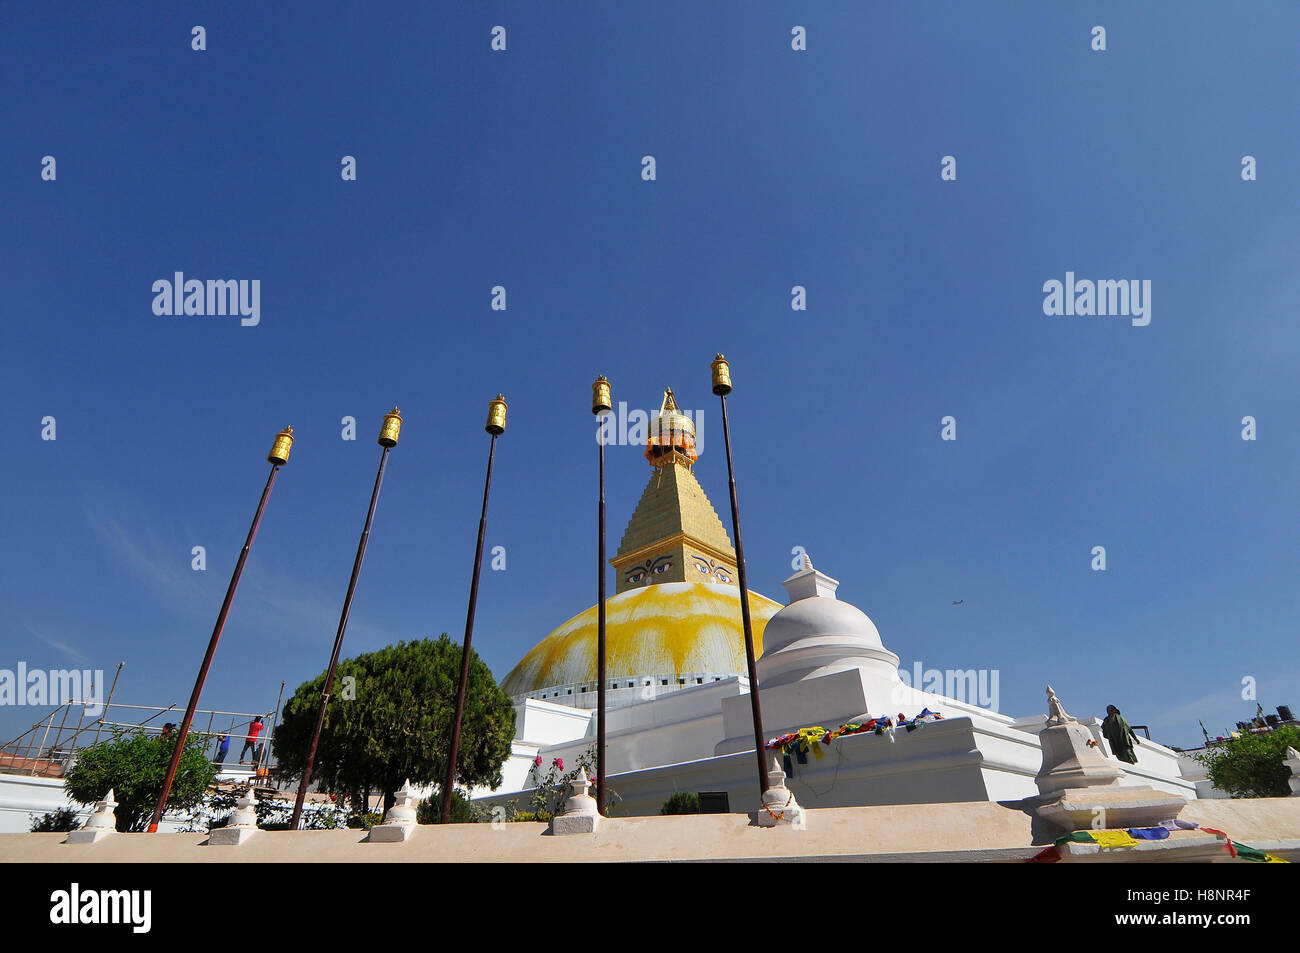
top-left (692, 556), bottom-right (731, 583)
top-left (626, 555), bottom-right (673, 586)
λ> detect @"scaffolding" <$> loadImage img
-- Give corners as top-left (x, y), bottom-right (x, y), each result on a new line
top-left (0, 664), bottom-right (282, 783)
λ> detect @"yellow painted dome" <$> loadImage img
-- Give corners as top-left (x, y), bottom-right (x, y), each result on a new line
top-left (501, 582), bottom-right (782, 698)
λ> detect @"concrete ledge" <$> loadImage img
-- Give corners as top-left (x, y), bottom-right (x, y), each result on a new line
top-left (2, 798), bottom-right (1296, 863)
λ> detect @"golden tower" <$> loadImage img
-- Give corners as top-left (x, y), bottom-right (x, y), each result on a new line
top-left (611, 389), bottom-right (739, 594)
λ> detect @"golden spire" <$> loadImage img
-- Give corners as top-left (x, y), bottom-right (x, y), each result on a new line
top-left (612, 387), bottom-right (735, 593)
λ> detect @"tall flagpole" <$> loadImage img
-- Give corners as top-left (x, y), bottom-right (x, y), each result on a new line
top-left (592, 375), bottom-right (612, 815)
top-left (711, 355), bottom-right (769, 795)
top-left (290, 408), bottom-right (402, 830)
top-left (440, 395), bottom-right (507, 823)
top-left (147, 426), bottom-right (295, 833)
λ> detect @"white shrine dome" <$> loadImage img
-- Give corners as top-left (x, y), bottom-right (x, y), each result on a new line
top-left (758, 555), bottom-right (901, 689)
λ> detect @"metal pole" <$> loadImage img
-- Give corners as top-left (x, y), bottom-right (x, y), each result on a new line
top-left (291, 441), bottom-right (393, 830)
top-left (148, 461), bottom-right (282, 832)
top-left (92, 662), bottom-right (124, 749)
top-left (590, 377), bottom-right (611, 816)
top-left (267, 680), bottom-right (285, 773)
top-left (596, 415), bottom-right (607, 814)
top-left (32, 711), bottom-right (56, 776)
top-left (718, 388), bottom-right (769, 795)
top-left (441, 431), bottom-right (499, 822)
top-left (69, 678), bottom-right (90, 762)
top-left (51, 700), bottom-right (73, 758)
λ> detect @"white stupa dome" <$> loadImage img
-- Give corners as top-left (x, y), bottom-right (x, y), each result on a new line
top-left (758, 554), bottom-right (901, 688)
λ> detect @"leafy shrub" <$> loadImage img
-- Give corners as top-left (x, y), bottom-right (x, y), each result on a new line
top-left (416, 788), bottom-right (483, 824)
top-left (63, 729), bottom-right (216, 832)
top-left (509, 811), bottom-right (552, 823)
top-left (1195, 726), bottom-right (1300, 798)
top-left (30, 808), bottom-right (82, 833)
top-left (660, 792), bottom-right (700, 815)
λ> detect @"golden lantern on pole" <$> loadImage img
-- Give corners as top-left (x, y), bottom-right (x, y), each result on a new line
top-left (378, 407), bottom-right (403, 447)
top-left (268, 426), bottom-right (295, 465)
top-left (592, 374), bottom-right (612, 815)
top-left (486, 394), bottom-right (508, 435)
top-left (442, 394), bottom-right (508, 822)
top-left (292, 407), bottom-right (402, 830)
top-left (710, 353), bottom-right (769, 797)
top-left (149, 424), bottom-right (294, 832)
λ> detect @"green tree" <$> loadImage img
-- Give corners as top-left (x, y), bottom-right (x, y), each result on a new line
top-left (1194, 726), bottom-right (1300, 798)
top-left (63, 729), bottom-right (217, 832)
top-left (273, 636), bottom-right (515, 813)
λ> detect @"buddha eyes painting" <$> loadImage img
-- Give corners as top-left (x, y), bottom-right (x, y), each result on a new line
top-left (692, 556), bottom-right (731, 583)
top-left (626, 555), bottom-right (672, 585)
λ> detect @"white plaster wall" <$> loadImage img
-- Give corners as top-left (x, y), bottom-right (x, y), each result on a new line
top-left (0, 773), bottom-right (196, 833)
top-left (515, 699), bottom-right (593, 746)
top-left (475, 718), bottom-right (1020, 816)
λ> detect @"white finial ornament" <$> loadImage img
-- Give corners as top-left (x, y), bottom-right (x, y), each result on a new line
top-left (780, 552), bottom-right (839, 602)
top-left (211, 786), bottom-right (261, 845)
top-left (1285, 747), bottom-right (1300, 796)
top-left (755, 750), bottom-right (805, 828)
top-left (552, 765), bottom-right (602, 835)
top-left (66, 788), bottom-right (118, 843)
top-left (368, 778), bottom-right (422, 843)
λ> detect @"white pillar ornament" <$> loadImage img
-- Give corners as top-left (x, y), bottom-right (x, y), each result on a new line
top-left (369, 779), bottom-right (421, 842)
top-left (210, 788), bottom-right (259, 845)
top-left (1032, 686), bottom-right (1186, 831)
top-left (551, 766), bottom-right (602, 835)
top-left (755, 752), bottom-right (805, 828)
top-left (1284, 746), bottom-right (1300, 796)
top-left (66, 789), bottom-right (118, 843)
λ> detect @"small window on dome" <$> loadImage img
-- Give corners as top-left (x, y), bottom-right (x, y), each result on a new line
top-left (660, 679), bottom-right (668, 686)
top-left (566, 689), bottom-right (572, 695)
top-left (696, 678), bottom-right (703, 684)
top-left (678, 678), bottom-right (685, 685)
top-left (627, 682), bottom-right (634, 688)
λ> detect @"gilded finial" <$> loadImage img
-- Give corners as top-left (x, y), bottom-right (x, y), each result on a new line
top-left (592, 375), bottom-right (612, 416)
top-left (486, 394), bottom-right (508, 435)
top-left (268, 425), bottom-right (295, 465)
top-left (646, 387), bottom-right (698, 467)
top-left (378, 406), bottom-right (403, 447)
top-left (710, 354), bottom-right (732, 396)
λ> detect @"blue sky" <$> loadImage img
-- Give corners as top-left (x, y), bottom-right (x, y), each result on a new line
top-left (2, 3), bottom-right (1296, 750)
